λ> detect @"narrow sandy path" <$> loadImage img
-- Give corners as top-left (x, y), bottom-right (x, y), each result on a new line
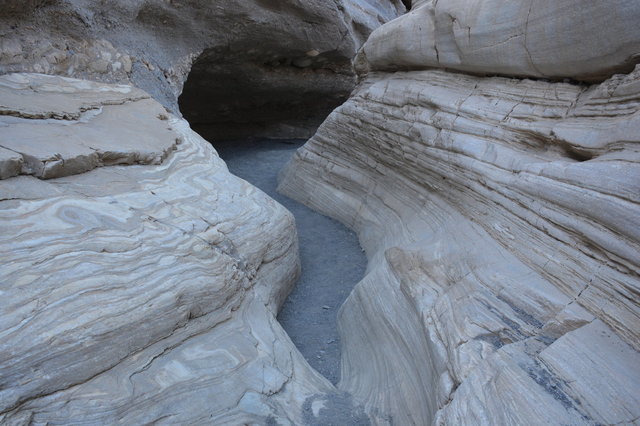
top-left (213, 138), bottom-right (367, 386)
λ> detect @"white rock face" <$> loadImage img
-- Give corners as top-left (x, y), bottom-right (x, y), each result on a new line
top-left (0, 73), bottom-right (178, 179)
top-left (279, 66), bottom-right (640, 424)
top-left (341, 0), bottom-right (407, 45)
top-left (3, 2), bottom-right (639, 424)
top-left (360, 0), bottom-right (640, 81)
top-left (0, 74), bottom-right (334, 424)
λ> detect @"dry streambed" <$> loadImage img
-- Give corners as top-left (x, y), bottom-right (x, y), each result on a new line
top-left (212, 138), bottom-right (367, 386)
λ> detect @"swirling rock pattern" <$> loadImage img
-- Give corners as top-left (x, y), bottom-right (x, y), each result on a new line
top-left (0, 74), bottom-right (334, 424)
top-left (279, 63), bottom-right (640, 426)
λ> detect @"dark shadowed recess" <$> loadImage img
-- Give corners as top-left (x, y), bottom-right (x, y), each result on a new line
top-left (178, 43), bottom-right (356, 141)
top-left (0, 0), bottom-right (57, 15)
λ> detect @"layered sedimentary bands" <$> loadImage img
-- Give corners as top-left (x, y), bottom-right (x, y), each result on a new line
top-left (0, 73), bottom-right (332, 423)
top-left (1, 0), bottom-right (640, 425)
top-left (279, 0), bottom-right (640, 424)
top-left (0, 1), bottom-right (401, 423)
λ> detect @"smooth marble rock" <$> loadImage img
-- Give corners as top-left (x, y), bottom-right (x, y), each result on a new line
top-left (279, 65), bottom-right (640, 424)
top-left (0, 74), bottom-right (333, 424)
top-left (0, 73), bottom-right (179, 180)
top-left (359, 0), bottom-right (640, 82)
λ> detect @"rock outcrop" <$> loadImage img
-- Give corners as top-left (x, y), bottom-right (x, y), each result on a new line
top-left (0, 73), bottom-right (179, 179)
top-left (279, 2), bottom-right (640, 424)
top-left (359, 0), bottom-right (640, 82)
top-left (0, 73), bottom-right (336, 424)
top-left (3, 1), bottom-right (639, 424)
top-left (0, 2), bottom-right (408, 423)
top-left (0, 0), bottom-right (404, 140)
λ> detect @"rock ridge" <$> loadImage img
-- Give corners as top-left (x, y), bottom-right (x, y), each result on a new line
top-left (0, 73), bottom-right (182, 180)
top-left (358, 0), bottom-right (640, 82)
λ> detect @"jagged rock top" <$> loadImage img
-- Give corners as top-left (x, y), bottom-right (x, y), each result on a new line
top-left (0, 73), bottom-right (180, 180)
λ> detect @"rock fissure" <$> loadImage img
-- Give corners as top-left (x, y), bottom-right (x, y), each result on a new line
top-left (204, 138), bottom-right (375, 423)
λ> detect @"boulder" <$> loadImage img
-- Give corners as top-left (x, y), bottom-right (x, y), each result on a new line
top-left (360, 0), bottom-right (640, 82)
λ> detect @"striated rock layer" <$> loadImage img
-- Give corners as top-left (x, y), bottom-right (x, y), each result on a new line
top-left (0, 73), bottom-right (178, 180)
top-left (279, 65), bottom-right (640, 425)
top-left (0, 73), bottom-right (337, 424)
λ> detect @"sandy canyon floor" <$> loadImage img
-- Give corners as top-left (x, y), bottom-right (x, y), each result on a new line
top-left (212, 138), bottom-right (367, 386)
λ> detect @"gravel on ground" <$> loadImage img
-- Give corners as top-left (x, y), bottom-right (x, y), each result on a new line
top-left (212, 138), bottom-right (367, 386)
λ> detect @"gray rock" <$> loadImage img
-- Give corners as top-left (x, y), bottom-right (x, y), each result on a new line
top-left (0, 73), bottom-right (178, 180)
top-left (0, 0), bottom-right (405, 139)
top-left (0, 73), bottom-right (332, 424)
top-left (360, 0), bottom-right (640, 82)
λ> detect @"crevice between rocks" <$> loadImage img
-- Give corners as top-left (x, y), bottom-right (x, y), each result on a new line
top-left (177, 45), bottom-right (373, 422)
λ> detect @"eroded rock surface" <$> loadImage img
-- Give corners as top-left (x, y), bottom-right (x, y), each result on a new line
top-left (0, 73), bottom-right (179, 179)
top-left (279, 5), bottom-right (640, 423)
top-left (0, 0), bottom-right (404, 139)
top-left (359, 0), bottom-right (640, 82)
top-left (3, 1), bottom-right (639, 424)
top-left (0, 74), bottom-right (338, 424)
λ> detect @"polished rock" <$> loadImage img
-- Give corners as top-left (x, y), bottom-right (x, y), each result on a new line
top-left (359, 0), bottom-right (640, 82)
top-left (279, 65), bottom-right (640, 424)
top-left (0, 74), bottom-right (332, 424)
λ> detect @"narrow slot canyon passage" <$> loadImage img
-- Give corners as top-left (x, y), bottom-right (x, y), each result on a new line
top-left (3, 1), bottom-right (639, 424)
top-left (211, 138), bottom-right (367, 386)
top-left (176, 46), bottom-right (376, 423)
top-left (177, 46), bottom-right (368, 388)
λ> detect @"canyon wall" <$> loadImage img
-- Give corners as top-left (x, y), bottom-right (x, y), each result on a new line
top-left (0, 0), bottom-right (404, 140)
top-left (0, 3), bottom-right (405, 422)
top-left (279, 0), bottom-right (640, 424)
top-left (0, 73), bottom-right (335, 424)
top-left (2, 0), bottom-right (639, 424)
top-left (359, 0), bottom-right (640, 82)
